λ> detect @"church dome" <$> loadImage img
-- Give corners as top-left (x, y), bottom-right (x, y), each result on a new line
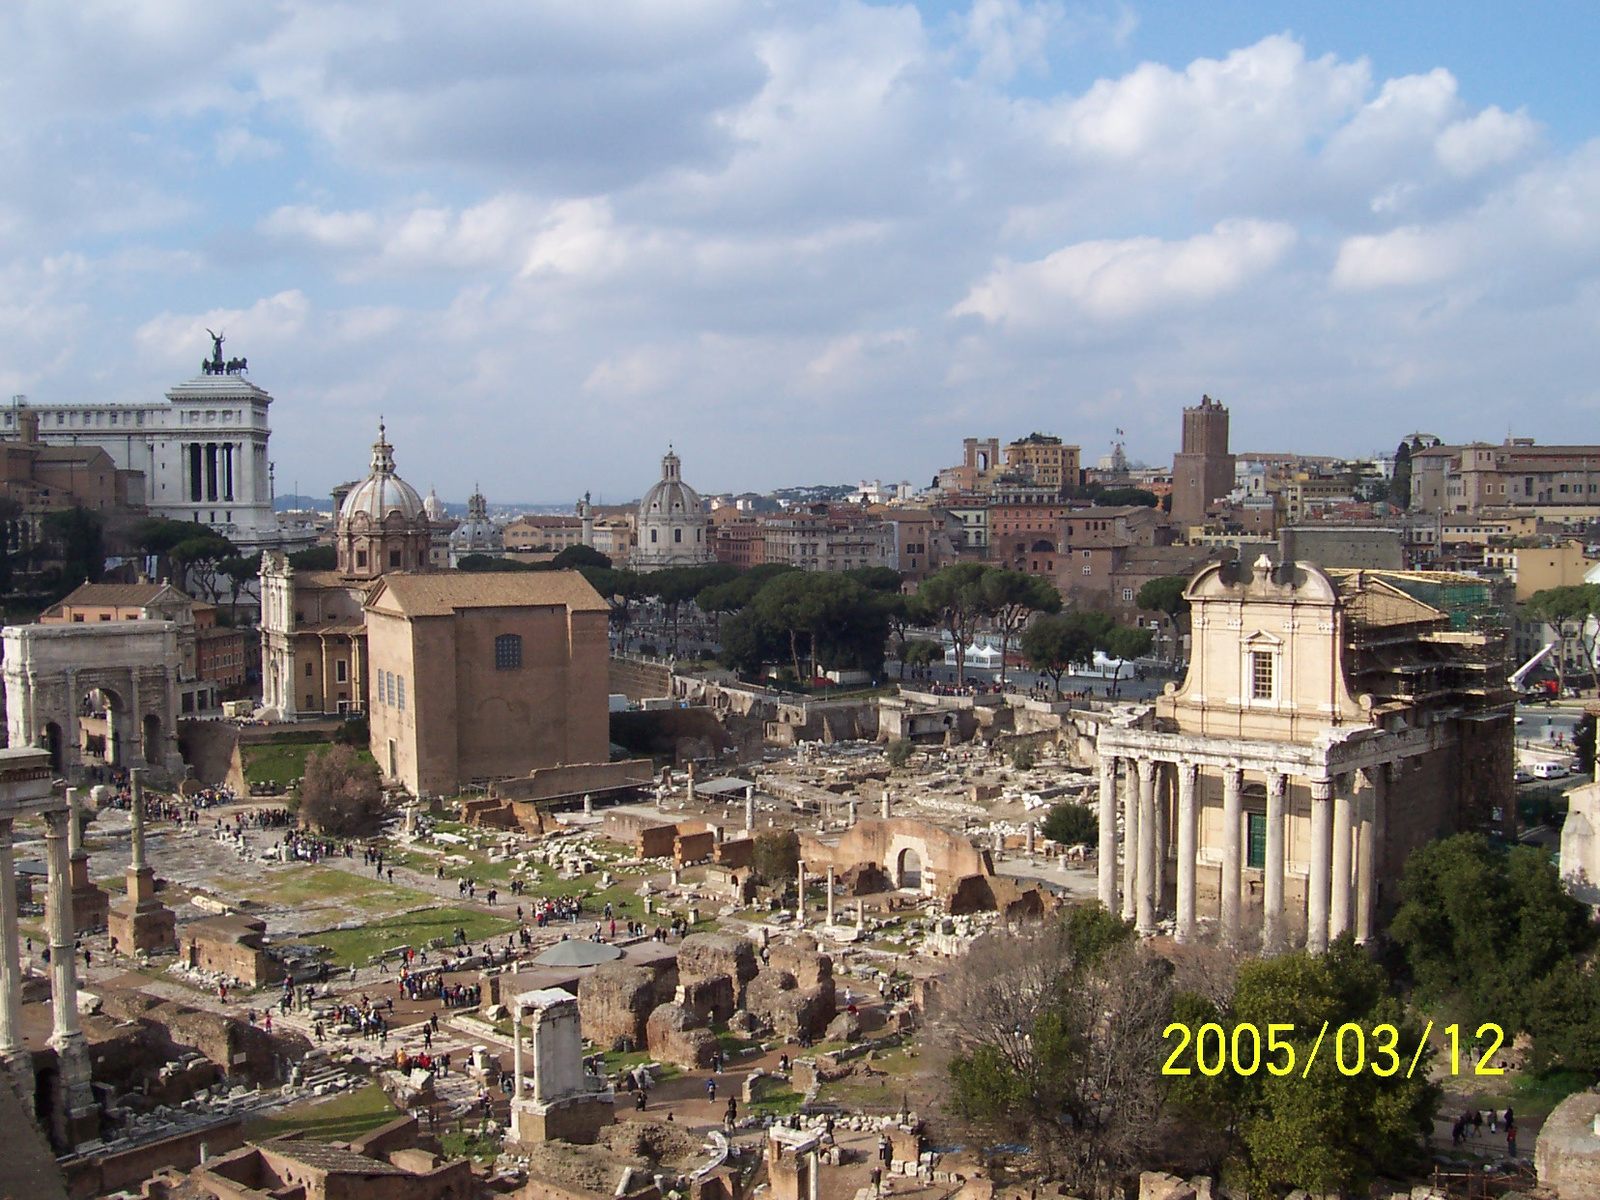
top-left (340, 424), bottom-right (425, 524)
top-left (449, 487), bottom-right (502, 557)
top-left (424, 486), bottom-right (447, 522)
top-left (639, 449), bottom-right (704, 521)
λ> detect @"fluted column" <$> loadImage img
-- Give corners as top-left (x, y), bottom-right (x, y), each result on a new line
top-left (1097, 755), bottom-right (1118, 910)
top-left (1355, 765), bottom-right (1384, 944)
top-left (1330, 774), bottom-right (1354, 940)
top-left (1220, 766), bottom-right (1244, 944)
top-left (1175, 763), bottom-right (1198, 944)
top-left (0, 818), bottom-right (31, 1099)
top-left (130, 768), bottom-right (147, 872)
top-left (796, 860), bottom-right (806, 925)
top-left (1307, 779), bottom-right (1334, 954)
top-left (45, 810), bottom-right (81, 1043)
top-left (1121, 762), bottom-right (1140, 923)
top-left (1263, 773), bottom-right (1287, 954)
top-left (1136, 759), bottom-right (1157, 934)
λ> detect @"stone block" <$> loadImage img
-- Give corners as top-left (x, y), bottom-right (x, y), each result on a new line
top-left (1139, 1172), bottom-right (1197, 1200)
top-left (678, 933), bottom-right (758, 1005)
top-left (645, 1003), bottom-right (719, 1070)
top-left (578, 963), bottom-right (661, 1052)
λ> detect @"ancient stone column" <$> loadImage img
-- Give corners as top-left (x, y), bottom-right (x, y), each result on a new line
top-left (1220, 766), bottom-right (1243, 944)
top-left (881, 789), bottom-right (891, 820)
top-left (745, 784), bottom-right (756, 832)
top-left (1121, 762), bottom-right (1141, 923)
top-left (582, 793), bottom-right (593, 816)
top-left (66, 788), bottom-right (82, 858)
top-left (130, 769), bottom-right (148, 872)
top-left (1355, 766), bottom-right (1383, 945)
top-left (0, 817), bottom-right (32, 1099)
top-left (1097, 756), bottom-right (1118, 911)
top-left (1153, 766), bottom-right (1169, 903)
top-left (1136, 759), bottom-right (1157, 934)
top-left (512, 1002), bottom-right (524, 1099)
top-left (45, 806), bottom-right (95, 1145)
top-left (1263, 773), bottom-right (1288, 954)
top-left (1175, 763), bottom-right (1198, 944)
top-left (826, 865), bottom-right (835, 926)
top-left (848, 797), bottom-right (857, 827)
top-left (856, 900), bottom-right (865, 930)
top-left (686, 763), bottom-right (696, 806)
top-left (796, 860), bottom-right (806, 926)
top-left (1330, 775), bottom-right (1354, 940)
top-left (1307, 779), bottom-right (1334, 954)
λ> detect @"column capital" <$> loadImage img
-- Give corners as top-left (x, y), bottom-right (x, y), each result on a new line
top-left (1357, 762), bottom-right (1390, 791)
top-left (1266, 771), bottom-right (1288, 797)
top-left (1136, 757), bottom-right (1157, 783)
top-left (1309, 778), bottom-right (1333, 801)
top-left (1177, 761), bottom-right (1198, 786)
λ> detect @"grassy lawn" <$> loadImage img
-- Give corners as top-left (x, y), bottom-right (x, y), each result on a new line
top-left (748, 1082), bottom-right (803, 1116)
top-left (440, 1128), bottom-right (503, 1165)
top-left (242, 743), bottom-right (376, 788)
top-left (255, 866), bottom-right (424, 909)
top-left (243, 1083), bottom-right (398, 1142)
top-left (303, 906), bottom-right (520, 966)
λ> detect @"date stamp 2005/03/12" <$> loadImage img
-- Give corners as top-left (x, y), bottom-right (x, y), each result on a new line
top-left (1161, 1020), bottom-right (1505, 1079)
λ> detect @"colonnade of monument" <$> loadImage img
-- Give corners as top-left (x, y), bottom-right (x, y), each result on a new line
top-left (1095, 753), bottom-right (1386, 953)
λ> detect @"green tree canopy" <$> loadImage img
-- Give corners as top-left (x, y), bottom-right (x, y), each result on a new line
top-left (916, 562), bottom-right (993, 683)
top-left (550, 544), bottom-right (611, 570)
top-left (43, 507), bottom-right (105, 591)
top-left (288, 545), bottom-right (337, 571)
top-left (1040, 802), bottom-right (1096, 846)
top-left (1174, 940), bottom-right (1439, 1196)
top-left (981, 569), bottom-right (1062, 685)
top-left (1389, 833), bottom-right (1595, 1043)
top-left (1021, 611), bottom-right (1102, 695)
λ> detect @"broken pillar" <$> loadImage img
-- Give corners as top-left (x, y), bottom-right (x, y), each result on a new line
top-left (744, 784), bottom-right (755, 832)
top-left (881, 789), bottom-right (891, 820)
top-left (796, 860), bottom-right (806, 926)
top-left (510, 987), bottom-right (614, 1146)
top-left (826, 865), bottom-right (835, 926)
top-left (65, 788), bottom-right (109, 933)
top-left (107, 769), bottom-right (177, 956)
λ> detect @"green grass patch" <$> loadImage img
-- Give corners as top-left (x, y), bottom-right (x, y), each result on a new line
top-left (242, 742), bottom-right (375, 787)
top-left (440, 1128), bottom-right (503, 1164)
top-left (716, 1030), bottom-right (760, 1056)
top-left (243, 1083), bottom-right (397, 1142)
top-left (748, 1083), bottom-right (803, 1116)
top-left (302, 906), bottom-right (519, 966)
top-left (1504, 1069), bottom-right (1598, 1119)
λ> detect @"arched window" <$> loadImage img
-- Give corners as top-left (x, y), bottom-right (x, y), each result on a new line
top-left (495, 634), bottom-right (523, 670)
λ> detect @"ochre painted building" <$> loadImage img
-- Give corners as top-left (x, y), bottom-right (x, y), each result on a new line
top-left (364, 572), bottom-right (611, 797)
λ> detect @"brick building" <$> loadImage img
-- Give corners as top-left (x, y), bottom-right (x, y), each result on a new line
top-left (364, 572), bottom-right (610, 796)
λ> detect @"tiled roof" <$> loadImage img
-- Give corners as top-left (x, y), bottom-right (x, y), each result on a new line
top-left (368, 570), bottom-right (608, 617)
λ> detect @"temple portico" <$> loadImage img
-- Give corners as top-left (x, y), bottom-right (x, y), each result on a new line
top-left (1094, 557), bottom-right (1514, 955)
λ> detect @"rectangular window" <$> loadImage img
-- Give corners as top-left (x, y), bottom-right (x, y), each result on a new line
top-left (305, 661), bottom-right (314, 678)
top-left (495, 634), bottom-right (523, 669)
top-left (397, 676), bottom-right (405, 711)
top-left (1247, 812), bottom-right (1267, 870)
top-left (1251, 651), bottom-right (1275, 700)
top-left (336, 660), bottom-right (347, 683)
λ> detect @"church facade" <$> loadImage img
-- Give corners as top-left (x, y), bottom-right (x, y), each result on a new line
top-left (633, 449), bottom-right (713, 571)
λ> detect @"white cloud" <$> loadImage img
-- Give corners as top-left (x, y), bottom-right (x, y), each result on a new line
top-left (956, 220), bottom-right (1297, 323)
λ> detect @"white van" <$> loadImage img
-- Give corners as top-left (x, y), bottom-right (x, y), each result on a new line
top-left (1533, 761), bottom-right (1570, 780)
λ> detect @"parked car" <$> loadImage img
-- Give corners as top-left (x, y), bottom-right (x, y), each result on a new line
top-left (1514, 767), bottom-right (1533, 784)
top-left (1532, 761), bottom-right (1570, 780)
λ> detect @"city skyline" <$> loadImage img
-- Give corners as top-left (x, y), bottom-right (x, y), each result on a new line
top-left (4, 3), bottom-right (1600, 500)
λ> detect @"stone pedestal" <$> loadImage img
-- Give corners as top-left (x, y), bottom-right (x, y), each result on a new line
top-left (69, 851), bottom-right (109, 934)
top-left (107, 866), bottom-right (176, 955)
top-left (509, 1093), bottom-right (614, 1146)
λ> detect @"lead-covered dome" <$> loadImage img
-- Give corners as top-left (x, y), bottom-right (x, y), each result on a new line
top-left (341, 424), bottom-right (425, 523)
top-left (640, 449), bottom-right (703, 520)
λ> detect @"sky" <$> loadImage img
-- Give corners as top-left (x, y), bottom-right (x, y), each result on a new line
top-left (4, 2), bottom-right (1600, 505)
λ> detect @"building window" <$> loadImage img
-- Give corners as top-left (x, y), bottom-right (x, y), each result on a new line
top-left (336, 660), bottom-right (347, 683)
top-left (1251, 651), bottom-right (1275, 700)
top-left (674, 528), bottom-right (682, 543)
top-left (650, 529), bottom-right (658, 543)
top-left (1083, 566), bottom-right (1091, 575)
top-left (1122, 588), bottom-right (1134, 602)
top-left (495, 633), bottom-right (523, 670)
top-left (397, 676), bottom-right (405, 710)
top-left (305, 662), bottom-right (314, 678)
top-left (389, 549), bottom-right (402, 568)
top-left (356, 550), bottom-right (368, 568)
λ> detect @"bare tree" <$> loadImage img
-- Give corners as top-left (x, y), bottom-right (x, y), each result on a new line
top-left (297, 744), bottom-right (385, 836)
top-left (933, 910), bottom-right (1173, 1189)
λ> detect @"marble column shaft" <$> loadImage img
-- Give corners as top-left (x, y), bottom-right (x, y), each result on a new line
top-left (0, 817), bottom-right (29, 1092)
top-left (1263, 773), bottom-right (1287, 955)
top-left (1097, 756), bottom-right (1118, 910)
top-left (1121, 762), bottom-right (1140, 923)
top-left (1355, 766), bottom-right (1383, 945)
top-left (1307, 779), bottom-right (1334, 954)
top-left (1330, 775), bottom-right (1354, 939)
top-left (130, 769), bottom-right (147, 872)
top-left (1174, 763), bottom-right (1198, 944)
top-left (1220, 767), bottom-right (1244, 943)
top-left (1136, 759), bottom-right (1157, 933)
top-left (44, 809), bottom-right (81, 1045)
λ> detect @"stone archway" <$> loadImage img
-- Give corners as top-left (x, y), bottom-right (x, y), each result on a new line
top-left (895, 846), bottom-right (923, 890)
top-left (3, 623), bottom-right (182, 782)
